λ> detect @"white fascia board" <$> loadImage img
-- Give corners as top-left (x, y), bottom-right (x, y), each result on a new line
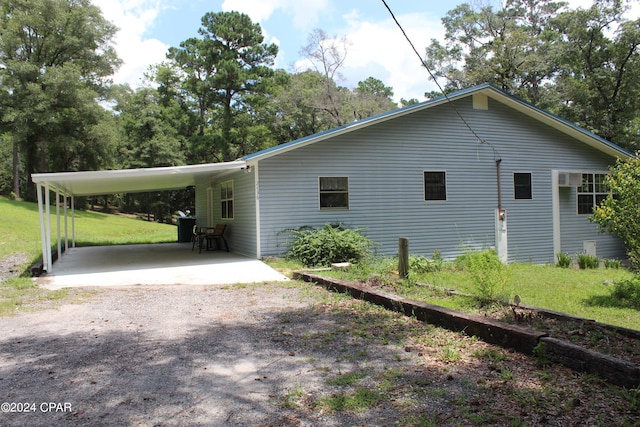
top-left (31, 160), bottom-right (247, 197)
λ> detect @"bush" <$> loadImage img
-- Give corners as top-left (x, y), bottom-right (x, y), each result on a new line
top-left (456, 249), bottom-right (511, 304)
top-left (577, 253), bottom-right (600, 269)
top-left (604, 258), bottom-right (622, 269)
top-left (590, 154), bottom-right (640, 270)
top-left (556, 252), bottom-right (572, 268)
top-left (409, 254), bottom-right (443, 274)
top-left (610, 277), bottom-right (640, 309)
top-left (284, 224), bottom-right (374, 267)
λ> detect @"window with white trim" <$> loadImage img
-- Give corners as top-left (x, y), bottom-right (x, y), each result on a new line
top-left (319, 177), bottom-right (349, 209)
top-left (220, 180), bottom-right (234, 219)
top-left (424, 171), bottom-right (446, 201)
top-left (577, 173), bottom-right (610, 215)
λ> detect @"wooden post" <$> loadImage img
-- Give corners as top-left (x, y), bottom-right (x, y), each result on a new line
top-left (398, 237), bottom-right (409, 279)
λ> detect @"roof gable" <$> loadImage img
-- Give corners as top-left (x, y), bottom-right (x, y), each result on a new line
top-left (243, 83), bottom-right (632, 162)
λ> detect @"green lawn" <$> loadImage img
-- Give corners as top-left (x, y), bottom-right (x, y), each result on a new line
top-left (411, 263), bottom-right (638, 330)
top-left (0, 196), bottom-right (177, 270)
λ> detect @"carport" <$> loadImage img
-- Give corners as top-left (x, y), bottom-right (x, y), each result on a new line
top-left (31, 161), bottom-right (247, 273)
top-left (39, 243), bottom-right (288, 289)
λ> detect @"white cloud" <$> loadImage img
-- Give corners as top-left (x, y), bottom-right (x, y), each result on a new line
top-left (92, 0), bottom-right (170, 88)
top-left (294, 10), bottom-right (444, 103)
top-left (221, 0), bottom-right (329, 29)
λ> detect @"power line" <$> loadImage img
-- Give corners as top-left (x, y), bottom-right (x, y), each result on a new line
top-left (380, 0), bottom-right (500, 160)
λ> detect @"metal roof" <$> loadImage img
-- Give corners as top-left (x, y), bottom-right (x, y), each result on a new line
top-left (243, 83), bottom-right (632, 163)
top-left (31, 160), bottom-right (246, 196)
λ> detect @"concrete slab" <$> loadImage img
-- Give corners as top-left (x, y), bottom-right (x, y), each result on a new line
top-left (39, 243), bottom-right (289, 289)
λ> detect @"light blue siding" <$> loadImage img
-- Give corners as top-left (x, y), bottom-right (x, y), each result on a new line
top-left (255, 96), bottom-right (626, 263)
top-left (559, 186), bottom-right (626, 260)
top-left (194, 170), bottom-right (258, 257)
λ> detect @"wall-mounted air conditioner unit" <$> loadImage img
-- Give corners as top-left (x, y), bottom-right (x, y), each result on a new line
top-left (558, 172), bottom-right (583, 187)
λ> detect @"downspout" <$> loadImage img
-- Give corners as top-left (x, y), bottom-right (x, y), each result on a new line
top-left (496, 159), bottom-right (502, 209)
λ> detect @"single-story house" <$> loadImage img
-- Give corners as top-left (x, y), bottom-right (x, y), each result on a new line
top-left (33, 83), bottom-right (632, 270)
top-left (193, 83), bottom-right (632, 263)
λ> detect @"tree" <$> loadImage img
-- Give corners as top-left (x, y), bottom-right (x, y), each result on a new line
top-left (424, 0), bottom-right (563, 107)
top-left (591, 153), bottom-right (640, 270)
top-left (352, 77), bottom-right (397, 120)
top-left (551, 0), bottom-right (640, 150)
top-left (299, 28), bottom-right (352, 126)
top-left (264, 70), bottom-right (335, 144)
top-left (167, 11), bottom-right (278, 162)
top-left (0, 0), bottom-right (121, 200)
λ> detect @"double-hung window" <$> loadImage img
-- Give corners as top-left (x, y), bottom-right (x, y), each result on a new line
top-left (577, 173), bottom-right (610, 215)
top-left (220, 180), bottom-right (234, 219)
top-left (319, 177), bottom-right (349, 209)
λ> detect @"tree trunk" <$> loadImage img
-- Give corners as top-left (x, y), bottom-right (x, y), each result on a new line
top-left (12, 135), bottom-right (20, 199)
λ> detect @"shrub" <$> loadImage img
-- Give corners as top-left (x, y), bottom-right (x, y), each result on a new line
top-left (556, 252), bottom-right (572, 268)
top-left (610, 277), bottom-right (640, 309)
top-left (590, 154), bottom-right (640, 270)
top-left (577, 253), bottom-right (600, 269)
top-left (284, 224), bottom-right (374, 267)
top-left (457, 249), bottom-right (511, 304)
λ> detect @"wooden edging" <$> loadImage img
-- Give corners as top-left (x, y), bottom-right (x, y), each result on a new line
top-left (294, 271), bottom-right (640, 388)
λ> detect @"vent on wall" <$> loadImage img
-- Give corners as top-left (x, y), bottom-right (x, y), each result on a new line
top-left (558, 172), bottom-right (582, 187)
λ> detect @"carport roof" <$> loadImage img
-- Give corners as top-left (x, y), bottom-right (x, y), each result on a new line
top-left (31, 160), bottom-right (246, 196)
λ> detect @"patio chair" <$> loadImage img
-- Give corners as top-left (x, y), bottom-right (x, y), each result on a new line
top-left (191, 225), bottom-right (206, 251)
top-left (200, 223), bottom-right (229, 253)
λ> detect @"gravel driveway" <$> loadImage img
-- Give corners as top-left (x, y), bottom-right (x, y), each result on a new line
top-left (1, 283), bottom-right (332, 426)
top-left (1, 281), bottom-right (638, 426)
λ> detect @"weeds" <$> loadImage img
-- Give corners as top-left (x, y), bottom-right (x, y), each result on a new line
top-left (556, 252), bottom-right (573, 268)
top-left (456, 249), bottom-right (511, 304)
top-left (533, 341), bottom-right (549, 368)
top-left (317, 387), bottom-right (382, 412)
top-left (578, 253), bottom-right (600, 269)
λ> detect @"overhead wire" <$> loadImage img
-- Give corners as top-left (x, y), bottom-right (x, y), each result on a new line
top-left (380, 0), bottom-right (501, 161)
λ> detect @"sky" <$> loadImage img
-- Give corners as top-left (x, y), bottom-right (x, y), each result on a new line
top-left (91, 0), bottom-right (639, 104)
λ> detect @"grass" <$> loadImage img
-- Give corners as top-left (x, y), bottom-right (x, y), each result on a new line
top-left (0, 196), bottom-right (177, 315)
top-left (289, 256), bottom-right (640, 330)
top-left (0, 196), bottom-right (176, 270)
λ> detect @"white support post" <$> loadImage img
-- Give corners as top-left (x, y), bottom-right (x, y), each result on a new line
top-left (71, 196), bottom-right (76, 248)
top-left (56, 190), bottom-right (61, 261)
top-left (64, 194), bottom-right (68, 251)
top-left (45, 184), bottom-right (53, 272)
top-left (495, 208), bottom-right (508, 263)
top-left (37, 183), bottom-right (49, 272)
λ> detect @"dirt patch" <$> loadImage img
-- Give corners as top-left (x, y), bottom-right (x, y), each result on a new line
top-left (0, 282), bottom-right (638, 426)
top-left (0, 254), bottom-right (29, 283)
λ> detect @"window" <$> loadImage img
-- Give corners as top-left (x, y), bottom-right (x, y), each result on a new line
top-left (514, 173), bottom-right (532, 199)
top-left (424, 171), bottom-right (446, 201)
top-left (220, 180), bottom-right (234, 219)
top-left (577, 173), bottom-right (610, 215)
top-left (319, 177), bottom-right (349, 209)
